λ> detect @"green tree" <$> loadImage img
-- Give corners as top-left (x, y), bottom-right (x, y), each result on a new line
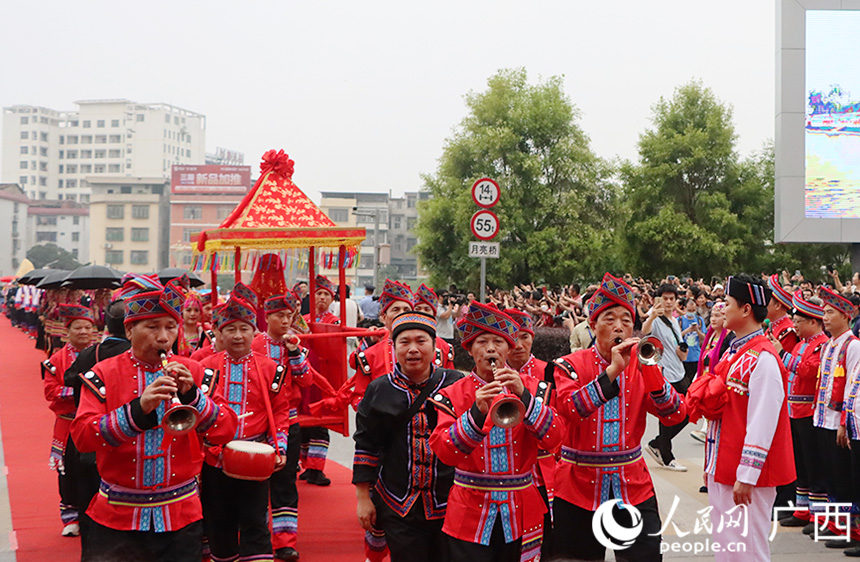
top-left (622, 81), bottom-right (768, 279)
top-left (26, 243), bottom-right (82, 270)
top-left (415, 68), bottom-right (618, 291)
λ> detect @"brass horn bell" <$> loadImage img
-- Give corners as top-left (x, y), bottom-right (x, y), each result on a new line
top-left (159, 351), bottom-right (199, 436)
top-left (637, 336), bottom-right (664, 366)
top-left (489, 394), bottom-right (525, 429)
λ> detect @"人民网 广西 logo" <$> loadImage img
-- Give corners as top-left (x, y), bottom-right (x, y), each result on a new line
top-left (592, 499), bottom-right (644, 550)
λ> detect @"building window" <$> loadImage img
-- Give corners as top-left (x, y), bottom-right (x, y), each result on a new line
top-left (136, 114), bottom-right (144, 122)
top-left (181, 253), bottom-right (193, 266)
top-left (109, 135), bottom-right (121, 143)
top-left (19, 161), bottom-right (27, 169)
top-left (182, 228), bottom-right (201, 242)
top-left (71, 249), bottom-right (78, 259)
top-left (81, 150), bottom-right (92, 158)
top-left (36, 232), bottom-right (57, 242)
top-left (107, 205), bottom-right (124, 219)
top-left (131, 228), bottom-right (149, 242)
top-left (105, 250), bottom-right (123, 264)
top-left (81, 135), bottom-right (92, 144)
top-left (20, 116), bottom-right (28, 125)
top-left (97, 120), bottom-right (105, 128)
top-left (109, 149), bottom-right (121, 158)
top-left (80, 164), bottom-right (92, 173)
top-left (67, 179), bottom-right (77, 188)
top-left (40, 132), bottom-right (48, 142)
top-left (94, 164), bottom-right (106, 173)
top-left (39, 176), bottom-right (47, 186)
top-left (108, 164), bottom-right (121, 173)
top-left (66, 164), bottom-right (77, 173)
top-left (132, 205), bottom-right (149, 219)
top-left (20, 131), bottom-right (27, 140)
top-left (106, 228), bottom-right (124, 241)
top-left (59, 180), bottom-right (64, 188)
top-left (94, 150), bottom-right (106, 159)
top-left (130, 251), bottom-right (148, 265)
top-left (73, 216), bottom-right (80, 225)
top-left (183, 206), bottom-right (203, 220)
top-left (111, 119), bottom-right (119, 127)
top-left (216, 206), bottom-right (233, 221)
top-left (67, 150), bottom-right (77, 159)
top-left (393, 216), bottom-right (401, 229)
top-left (37, 216), bottom-right (58, 226)
top-left (95, 135), bottom-right (107, 144)
top-left (67, 135), bottom-right (78, 144)
top-left (407, 217), bottom-right (416, 230)
top-left (83, 120), bottom-right (91, 128)
top-left (71, 232), bottom-right (79, 242)
top-left (19, 176), bottom-right (27, 185)
top-left (19, 146), bottom-right (27, 155)
top-left (329, 208), bottom-right (349, 222)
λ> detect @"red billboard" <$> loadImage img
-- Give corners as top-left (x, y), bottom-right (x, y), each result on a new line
top-left (171, 165), bottom-right (251, 194)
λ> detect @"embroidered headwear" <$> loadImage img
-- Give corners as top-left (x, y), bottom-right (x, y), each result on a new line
top-left (456, 301), bottom-right (517, 349)
top-left (391, 311), bottom-right (437, 343)
top-left (198, 289), bottom-right (214, 305)
top-left (379, 279), bottom-right (413, 314)
top-left (182, 291), bottom-right (202, 311)
top-left (58, 304), bottom-right (95, 326)
top-left (124, 275), bottom-right (188, 325)
top-left (819, 286), bottom-right (855, 319)
top-left (588, 273), bottom-right (635, 321)
top-left (792, 290), bottom-right (824, 320)
top-left (413, 284), bottom-right (438, 315)
top-left (767, 274), bottom-right (793, 309)
top-left (264, 290), bottom-right (301, 314)
top-left (726, 276), bottom-right (771, 308)
top-left (314, 275), bottom-right (336, 297)
top-left (504, 308), bottom-right (534, 337)
top-left (215, 284), bottom-right (257, 330)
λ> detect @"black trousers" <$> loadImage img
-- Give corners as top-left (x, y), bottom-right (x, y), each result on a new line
top-left (447, 517), bottom-right (521, 562)
top-left (818, 427), bottom-right (852, 503)
top-left (852, 440), bottom-right (860, 510)
top-left (553, 495), bottom-right (663, 562)
top-left (790, 416), bottom-right (825, 505)
top-left (200, 463), bottom-right (272, 561)
top-left (270, 422), bottom-right (301, 544)
top-left (87, 519), bottom-right (203, 562)
top-left (58, 436), bottom-right (80, 524)
top-left (76, 449), bottom-right (101, 562)
top-left (650, 376), bottom-right (690, 464)
top-left (376, 495), bottom-right (447, 562)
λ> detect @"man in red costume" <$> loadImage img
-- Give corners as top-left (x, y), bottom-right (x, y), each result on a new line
top-left (303, 274), bottom-right (340, 325)
top-left (429, 302), bottom-right (563, 562)
top-left (812, 286), bottom-right (860, 545)
top-left (199, 283), bottom-right (291, 562)
top-left (71, 276), bottom-right (238, 561)
top-left (773, 292), bottom-right (828, 529)
top-left (413, 283), bottom-right (456, 370)
top-left (43, 303), bottom-right (96, 537)
top-left (703, 275), bottom-right (795, 561)
top-left (503, 307), bottom-right (556, 558)
top-left (252, 290), bottom-right (315, 562)
top-left (552, 273), bottom-right (687, 561)
top-left (766, 274), bottom-right (799, 355)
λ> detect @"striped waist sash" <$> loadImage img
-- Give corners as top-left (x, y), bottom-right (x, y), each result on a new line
top-left (289, 408), bottom-right (298, 421)
top-left (560, 445), bottom-right (642, 467)
top-left (98, 478), bottom-right (198, 507)
top-left (453, 469), bottom-right (533, 492)
top-left (788, 394), bottom-right (815, 404)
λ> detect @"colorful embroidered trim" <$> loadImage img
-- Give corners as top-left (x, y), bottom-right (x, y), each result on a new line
top-left (560, 445), bottom-right (642, 468)
top-left (453, 469), bottom-right (533, 492)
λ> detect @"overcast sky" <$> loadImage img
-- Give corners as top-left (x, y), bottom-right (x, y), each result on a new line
top-left (0, 0), bottom-right (776, 202)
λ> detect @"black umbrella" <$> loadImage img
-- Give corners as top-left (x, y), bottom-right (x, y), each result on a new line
top-left (62, 265), bottom-right (124, 290)
top-left (18, 268), bottom-right (54, 285)
top-left (157, 267), bottom-right (205, 288)
top-left (35, 270), bottom-right (72, 290)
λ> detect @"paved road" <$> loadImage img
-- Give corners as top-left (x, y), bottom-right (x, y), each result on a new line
top-left (328, 401), bottom-right (850, 561)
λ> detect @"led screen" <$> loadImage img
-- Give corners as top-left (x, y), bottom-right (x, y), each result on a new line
top-left (805, 10), bottom-right (860, 218)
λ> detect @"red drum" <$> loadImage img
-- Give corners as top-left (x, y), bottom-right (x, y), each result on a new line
top-left (222, 441), bottom-right (277, 481)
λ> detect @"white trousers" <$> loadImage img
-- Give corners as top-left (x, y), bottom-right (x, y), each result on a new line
top-left (707, 475), bottom-right (776, 562)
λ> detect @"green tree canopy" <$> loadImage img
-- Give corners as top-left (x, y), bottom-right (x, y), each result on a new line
top-left (415, 68), bottom-right (619, 291)
top-left (26, 243), bottom-right (82, 270)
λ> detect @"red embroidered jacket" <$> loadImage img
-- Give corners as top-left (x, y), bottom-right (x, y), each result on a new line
top-left (428, 372), bottom-right (563, 552)
top-left (43, 343), bottom-right (80, 464)
top-left (71, 351), bottom-right (237, 532)
top-left (770, 315), bottom-right (798, 355)
top-left (781, 332), bottom-right (828, 419)
top-left (251, 332), bottom-right (315, 412)
top-left (199, 351), bottom-right (291, 465)
top-left (517, 355), bottom-right (556, 491)
top-left (553, 347), bottom-right (687, 511)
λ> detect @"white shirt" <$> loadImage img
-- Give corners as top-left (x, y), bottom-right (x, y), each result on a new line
top-left (649, 314), bottom-right (686, 383)
top-left (330, 298), bottom-right (360, 328)
top-left (436, 305), bottom-right (454, 339)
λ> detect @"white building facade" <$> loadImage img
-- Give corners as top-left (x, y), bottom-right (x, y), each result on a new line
top-left (26, 202), bottom-right (90, 263)
top-left (2, 100), bottom-right (205, 203)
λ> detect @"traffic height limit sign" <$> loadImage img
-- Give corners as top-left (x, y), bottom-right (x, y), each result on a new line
top-left (471, 178), bottom-right (500, 208)
top-left (471, 210), bottom-right (499, 240)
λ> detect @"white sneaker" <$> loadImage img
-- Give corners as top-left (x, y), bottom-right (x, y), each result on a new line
top-left (690, 429), bottom-right (706, 444)
top-left (62, 523), bottom-right (80, 537)
top-left (645, 443), bottom-right (665, 466)
top-left (662, 460), bottom-right (688, 472)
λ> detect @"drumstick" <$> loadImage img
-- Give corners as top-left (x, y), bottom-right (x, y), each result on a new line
top-left (237, 411), bottom-right (254, 419)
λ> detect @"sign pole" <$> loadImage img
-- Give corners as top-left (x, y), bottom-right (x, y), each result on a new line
top-left (480, 257), bottom-right (486, 303)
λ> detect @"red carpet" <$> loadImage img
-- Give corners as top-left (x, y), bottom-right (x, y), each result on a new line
top-left (0, 317), bottom-right (366, 561)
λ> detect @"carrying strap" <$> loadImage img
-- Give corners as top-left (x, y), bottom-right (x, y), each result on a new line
top-left (400, 370), bottom-right (442, 428)
top-left (658, 316), bottom-right (683, 346)
top-left (252, 355), bottom-right (280, 450)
